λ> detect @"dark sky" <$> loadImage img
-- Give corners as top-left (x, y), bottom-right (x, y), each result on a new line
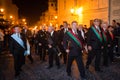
top-left (12, 0), bottom-right (48, 26)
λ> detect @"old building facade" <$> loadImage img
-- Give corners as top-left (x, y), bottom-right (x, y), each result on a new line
top-left (0, 0), bottom-right (18, 20)
top-left (58, 0), bottom-right (108, 27)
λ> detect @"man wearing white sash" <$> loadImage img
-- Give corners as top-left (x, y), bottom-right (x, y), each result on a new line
top-left (9, 25), bottom-right (30, 77)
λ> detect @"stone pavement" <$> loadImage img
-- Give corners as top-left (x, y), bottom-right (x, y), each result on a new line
top-left (0, 51), bottom-right (120, 80)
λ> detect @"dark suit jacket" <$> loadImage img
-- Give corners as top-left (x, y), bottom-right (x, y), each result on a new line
top-left (107, 31), bottom-right (115, 47)
top-left (47, 31), bottom-right (58, 47)
top-left (37, 30), bottom-right (47, 46)
top-left (78, 30), bottom-right (86, 45)
top-left (58, 28), bottom-right (71, 43)
top-left (87, 26), bottom-right (103, 50)
top-left (22, 29), bottom-right (32, 42)
top-left (63, 30), bottom-right (83, 56)
top-left (9, 34), bottom-right (26, 65)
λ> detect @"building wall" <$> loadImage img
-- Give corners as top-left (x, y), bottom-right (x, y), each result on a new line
top-left (0, 0), bottom-right (18, 20)
top-left (58, 0), bottom-right (108, 27)
top-left (39, 0), bottom-right (57, 26)
top-left (110, 0), bottom-right (120, 24)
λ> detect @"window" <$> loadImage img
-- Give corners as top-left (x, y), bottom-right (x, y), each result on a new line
top-left (51, 3), bottom-right (53, 7)
top-left (90, 20), bottom-right (94, 26)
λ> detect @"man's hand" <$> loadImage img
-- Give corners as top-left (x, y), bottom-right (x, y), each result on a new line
top-left (39, 43), bottom-right (42, 46)
top-left (88, 46), bottom-right (92, 51)
top-left (108, 44), bottom-right (111, 47)
top-left (48, 44), bottom-right (52, 48)
top-left (61, 42), bottom-right (63, 45)
top-left (66, 49), bottom-right (70, 53)
top-left (101, 46), bottom-right (104, 49)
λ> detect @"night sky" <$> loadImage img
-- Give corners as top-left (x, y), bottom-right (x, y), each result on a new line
top-left (12, 0), bottom-right (48, 26)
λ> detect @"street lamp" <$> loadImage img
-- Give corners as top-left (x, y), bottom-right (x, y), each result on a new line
top-left (70, 7), bottom-right (83, 23)
top-left (10, 15), bottom-right (13, 19)
top-left (70, 7), bottom-right (83, 15)
top-left (70, 8), bottom-right (75, 15)
top-left (54, 16), bottom-right (58, 19)
top-left (24, 22), bottom-right (27, 25)
top-left (0, 8), bottom-right (4, 13)
top-left (22, 18), bottom-right (26, 22)
top-left (76, 7), bottom-right (83, 15)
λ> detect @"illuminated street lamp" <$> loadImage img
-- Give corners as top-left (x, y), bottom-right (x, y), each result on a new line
top-left (70, 8), bottom-right (75, 14)
top-left (0, 8), bottom-right (4, 13)
top-left (76, 7), bottom-right (83, 15)
top-left (54, 16), bottom-right (58, 19)
top-left (10, 15), bottom-right (13, 19)
top-left (70, 7), bottom-right (83, 15)
top-left (24, 22), bottom-right (27, 25)
top-left (22, 18), bottom-right (26, 22)
top-left (70, 7), bottom-right (83, 23)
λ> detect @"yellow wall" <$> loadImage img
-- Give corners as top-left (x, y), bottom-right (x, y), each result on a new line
top-left (58, 0), bottom-right (108, 27)
top-left (0, 0), bottom-right (18, 20)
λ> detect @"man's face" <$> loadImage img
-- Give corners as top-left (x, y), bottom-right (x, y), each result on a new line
top-left (63, 23), bottom-right (68, 28)
top-left (112, 21), bottom-right (116, 26)
top-left (48, 27), bottom-right (52, 33)
top-left (42, 26), bottom-right (46, 30)
top-left (94, 20), bottom-right (100, 26)
top-left (14, 27), bottom-right (21, 33)
top-left (101, 23), bottom-right (108, 30)
top-left (72, 22), bottom-right (78, 30)
top-left (78, 25), bottom-right (83, 30)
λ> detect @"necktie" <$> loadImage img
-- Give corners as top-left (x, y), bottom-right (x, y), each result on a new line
top-left (74, 30), bottom-right (78, 35)
top-left (97, 27), bottom-right (101, 32)
top-left (64, 29), bottom-right (66, 33)
top-left (51, 32), bottom-right (53, 36)
top-left (81, 30), bottom-right (84, 39)
top-left (18, 33), bottom-right (20, 38)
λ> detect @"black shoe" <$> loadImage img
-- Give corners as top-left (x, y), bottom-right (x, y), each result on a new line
top-left (67, 73), bottom-right (71, 77)
top-left (81, 77), bottom-right (87, 80)
top-left (20, 68), bottom-right (23, 72)
top-left (47, 66), bottom-right (53, 69)
top-left (30, 61), bottom-right (34, 64)
top-left (95, 69), bottom-right (103, 72)
top-left (103, 64), bottom-right (109, 67)
top-left (64, 62), bottom-right (66, 64)
top-left (86, 65), bottom-right (89, 69)
top-left (43, 60), bottom-right (46, 62)
top-left (57, 66), bottom-right (60, 69)
top-left (15, 72), bottom-right (20, 77)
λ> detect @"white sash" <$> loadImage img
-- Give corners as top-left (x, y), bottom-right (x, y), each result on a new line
top-left (24, 40), bottom-right (30, 56)
top-left (11, 33), bottom-right (30, 56)
top-left (11, 34), bottom-right (24, 48)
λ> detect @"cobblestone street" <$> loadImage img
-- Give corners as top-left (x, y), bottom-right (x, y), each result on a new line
top-left (0, 51), bottom-right (120, 80)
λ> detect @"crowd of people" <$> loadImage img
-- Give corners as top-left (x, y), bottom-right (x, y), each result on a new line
top-left (0, 19), bottom-right (120, 80)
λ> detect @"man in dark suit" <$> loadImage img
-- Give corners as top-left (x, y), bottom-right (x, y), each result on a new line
top-left (107, 25), bottom-right (115, 63)
top-left (63, 21), bottom-right (86, 80)
top-left (78, 24), bottom-right (88, 53)
top-left (22, 25), bottom-right (33, 64)
top-left (86, 19), bottom-right (103, 72)
top-left (37, 26), bottom-right (47, 61)
top-left (101, 21), bottom-right (109, 67)
top-left (9, 26), bottom-right (27, 77)
top-left (47, 26), bottom-right (60, 69)
top-left (58, 21), bottom-right (70, 64)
